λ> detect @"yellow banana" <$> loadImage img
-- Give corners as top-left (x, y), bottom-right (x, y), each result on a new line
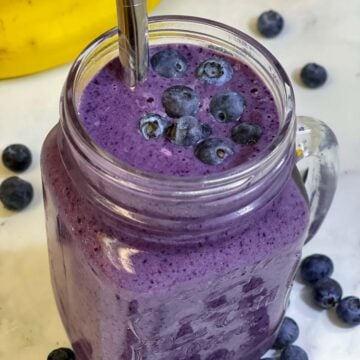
top-left (0, 0), bottom-right (160, 79)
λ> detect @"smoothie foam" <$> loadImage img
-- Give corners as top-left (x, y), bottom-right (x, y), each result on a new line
top-left (79, 44), bottom-right (279, 176)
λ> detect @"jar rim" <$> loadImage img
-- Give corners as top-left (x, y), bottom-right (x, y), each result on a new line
top-left (61, 15), bottom-right (296, 195)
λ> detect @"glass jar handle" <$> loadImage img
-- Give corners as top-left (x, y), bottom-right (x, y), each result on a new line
top-left (296, 116), bottom-right (339, 243)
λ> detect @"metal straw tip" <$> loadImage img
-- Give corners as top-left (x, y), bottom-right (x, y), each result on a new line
top-left (116, 0), bottom-right (149, 88)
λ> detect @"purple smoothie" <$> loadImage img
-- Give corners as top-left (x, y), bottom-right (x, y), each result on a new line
top-left (41, 43), bottom-right (310, 360)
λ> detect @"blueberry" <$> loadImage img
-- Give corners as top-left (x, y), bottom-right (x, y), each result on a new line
top-left (0, 176), bottom-right (33, 211)
top-left (300, 63), bottom-right (327, 88)
top-left (150, 49), bottom-right (188, 78)
top-left (300, 254), bottom-right (334, 285)
top-left (209, 91), bottom-right (245, 123)
top-left (280, 345), bottom-right (308, 360)
top-left (162, 85), bottom-right (200, 118)
top-left (257, 10), bottom-right (284, 38)
top-left (231, 123), bottom-right (263, 144)
top-left (312, 277), bottom-right (342, 308)
top-left (139, 114), bottom-right (170, 140)
top-left (205, 348), bottom-right (230, 360)
top-left (2, 144), bottom-right (32, 172)
top-left (166, 116), bottom-right (211, 147)
top-left (336, 296), bottom-right (360, 326)
top-left (47, 347), bottom-right (76, 360)
top-left (273, 317), bottom-right (300, 349)
top-left (195, 138), bottom-right (234, 165)
top-left (196, 58), bottom-right (233, 85)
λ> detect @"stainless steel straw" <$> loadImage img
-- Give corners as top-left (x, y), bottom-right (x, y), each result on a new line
top-left (116, 0), bottom-right (149, 88)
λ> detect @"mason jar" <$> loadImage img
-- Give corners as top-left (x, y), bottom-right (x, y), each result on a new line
top-left (41, 15), bottom-right (338, 360)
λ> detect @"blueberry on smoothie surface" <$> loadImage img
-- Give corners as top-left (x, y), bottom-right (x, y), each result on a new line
top-left (196, 58), bottom-right (233, 85)
top-left (139, 114), bottom-right (170, 140)
top-left (166, 116), bottom-right (211, 147)
top-left (2, 143), bottom-right (32, 172)
top-left (161, 85), bottom-right (200, 118)
top-left (195, 138), bottom-right (234, 165)
top-left (231, 123), bottom-right (263, 145)
top-left (0, 176), bottom-right (33, 211)
top-left (257, 10), bottom-right (284, 38)
top-left (209, 90), bottom-right (245, 123)
top-left (300, 63), bottom-right (328, 88)
top-left (47, 347), bottom-right (76, 360)
top-left (150, 49), bottom-right (188, 78)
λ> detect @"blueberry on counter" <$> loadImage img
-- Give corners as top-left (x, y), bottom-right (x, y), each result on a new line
top-left (257, 10), bottom-right (284, 38)
top-left (162, 85), bottom-right (200, 118)
top-left (300, 63), bottom-right (327, 88)
top-left (336, 296), bottom-right (360, 326)
top-left (273, 317), bottom-right (300, 349)
top-left (2, 144), bottom-right (32, 172)
top-left (280, 345), bottom-right (308, 360)
top-left (0, 176), bottom-right (33, 211)
top-left (300, 254), bottom-right (334, 284)
top-left (47, 347), bottom-right (76, 360)
top-left (209, 91), bottom-right (245, 123)
top-left (231, 123), bottom-right (263, 145)
top-left (166, 116), bottom-right (210, 147)
top-left (195, 138), bottom-right (234, 165)
top-left (196, 58), bottom-right (233, 85)
top-left (312, 277), bottom-right (342, 309)
top-left (139, 114), bottom-right (170, 140)
top-left (150, 49), bottom-right (188, 78)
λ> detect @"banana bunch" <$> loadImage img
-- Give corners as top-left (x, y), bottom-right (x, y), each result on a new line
top-left (0, 0), bottom-right (160, 79)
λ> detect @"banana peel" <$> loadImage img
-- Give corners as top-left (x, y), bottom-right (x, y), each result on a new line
top-left (0, 0), bottom-right (161, 79)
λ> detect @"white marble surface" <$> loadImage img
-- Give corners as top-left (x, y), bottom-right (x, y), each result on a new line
top-left (0, 0), bottom-right (359, 359)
